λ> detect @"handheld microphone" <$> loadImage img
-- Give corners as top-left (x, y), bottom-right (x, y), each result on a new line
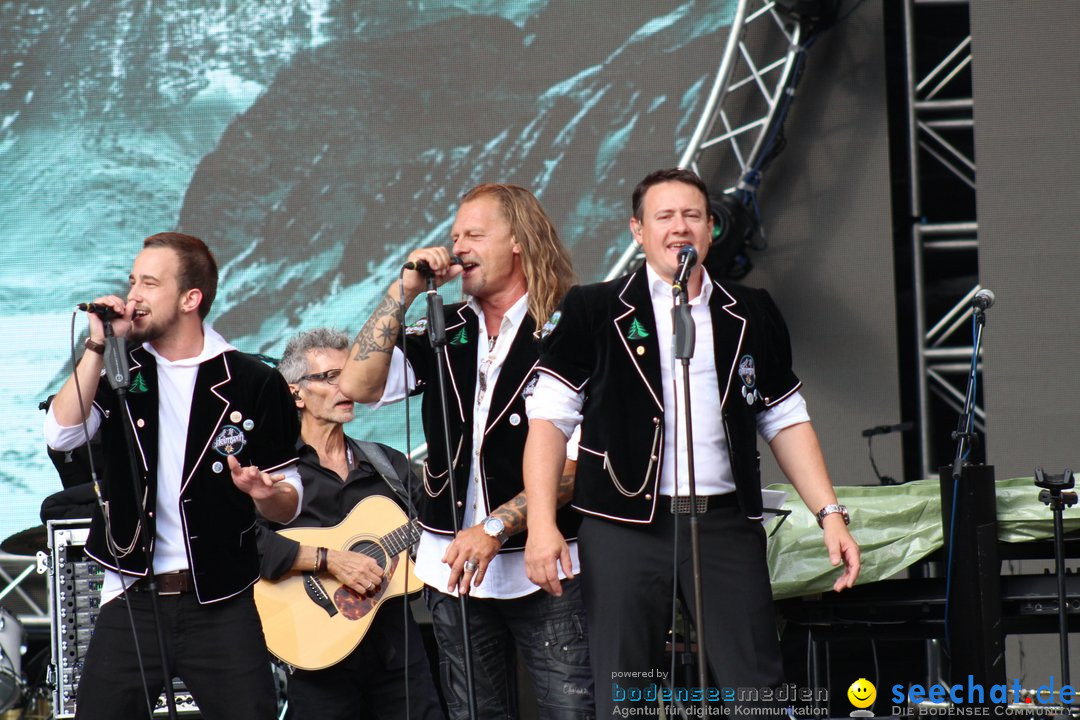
top-left (970, 288), bottom-right (995, 312)
top-left (672, 246), bottom-right (698, 293)
top-left (403, 255), bottom-right (463, 275)
top-left (77, 303), bottom-right (122, 321)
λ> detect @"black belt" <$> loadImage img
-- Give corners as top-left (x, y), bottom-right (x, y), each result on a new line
top-left (668, 494), bottom-right (737, 515)
top-left (134, 569), bottom-right (194, 595)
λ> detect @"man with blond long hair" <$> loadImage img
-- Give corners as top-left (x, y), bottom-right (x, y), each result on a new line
top-left (339, 184), bottom-right (594, 719)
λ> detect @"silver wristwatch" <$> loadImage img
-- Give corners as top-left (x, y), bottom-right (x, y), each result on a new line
top-left (482, 515), bottom-right (508, 545)
top-left (815, 503), bottom-right (850, 528)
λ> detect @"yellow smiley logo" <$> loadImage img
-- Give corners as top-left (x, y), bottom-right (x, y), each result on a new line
top-left (847, 678), bottom-right (876, 709)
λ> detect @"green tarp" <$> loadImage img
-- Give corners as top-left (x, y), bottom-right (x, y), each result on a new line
top-left (765, 477), bottom-right (1080, 600)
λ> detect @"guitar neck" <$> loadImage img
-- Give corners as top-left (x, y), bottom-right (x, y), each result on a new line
top-left (381, 520), bottom-right (421, 556)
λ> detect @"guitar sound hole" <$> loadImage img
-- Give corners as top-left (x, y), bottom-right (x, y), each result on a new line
top-left (349, 541), bottom-right (387, 570)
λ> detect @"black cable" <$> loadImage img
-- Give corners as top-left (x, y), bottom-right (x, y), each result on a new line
top-left (396, 273), bottom-right (414, 719)
top-left (66, 312), bottom-right (158, 719)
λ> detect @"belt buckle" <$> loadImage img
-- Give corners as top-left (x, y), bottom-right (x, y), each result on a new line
top-left (670, 496), bottom-right (709, 515)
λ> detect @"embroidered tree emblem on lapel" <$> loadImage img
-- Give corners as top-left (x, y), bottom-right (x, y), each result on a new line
top-left (450, 327), bottom-right (469, 346)
top-left (129, 371), bottom-right (149, 394)
top-left (627, 318), bottom-right (650, 340)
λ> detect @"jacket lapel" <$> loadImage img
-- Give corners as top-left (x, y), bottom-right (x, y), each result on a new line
top-left (709, 281), bottom-right (748, 409)
top-left (485, 314), bottom-right (539, 432)
top-left (124, 347), bottom-right (156, 476)
top-left (181, 352), bottom-right (230, 493)
top-left (441, 305), bottom-right (476, 424)
top-left (615, 269), bottom-right (663, 411)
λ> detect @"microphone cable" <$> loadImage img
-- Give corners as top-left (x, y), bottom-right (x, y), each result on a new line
top-left (66, 311), bottom-right (159, 719)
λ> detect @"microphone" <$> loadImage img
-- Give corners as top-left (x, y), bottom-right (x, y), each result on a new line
top-left (77, 303), bottom-right (122, 321)
top-left (672, 246), bottom-right (698, 293)
top-left (861, 421), bottom-right (914, 438)
top-left (403, 255), bottom-right (463, 275)
top-left (971, 288), bottom-right (995, 312)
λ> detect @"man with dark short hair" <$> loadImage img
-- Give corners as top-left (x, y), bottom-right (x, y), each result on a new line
top-left (523, 169), bottom-right (861, 716)
top-left (45, 232), bottom-right (302, 720)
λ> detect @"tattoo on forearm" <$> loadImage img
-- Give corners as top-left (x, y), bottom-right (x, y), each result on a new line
top-left (352, 293), bottom-right (403, 361)
top-left (556, 474), bottom-right (575, 507)
top-left (493, 492), bottom-right (528, 537)
top-left (494, 473), bottom-right (575, 538)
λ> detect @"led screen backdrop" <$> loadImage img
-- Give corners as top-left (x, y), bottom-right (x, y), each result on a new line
top-left (0, 1), bottom-right (897, 541)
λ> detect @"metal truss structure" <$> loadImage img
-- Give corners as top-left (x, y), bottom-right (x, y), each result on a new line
top-left (902, 0), bottom-right (981, 479)
top-left (606, 0), bottom-right (814, 281)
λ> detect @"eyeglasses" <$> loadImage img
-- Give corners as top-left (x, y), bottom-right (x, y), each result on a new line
top-left (298, 368), bottom-right (342, 385)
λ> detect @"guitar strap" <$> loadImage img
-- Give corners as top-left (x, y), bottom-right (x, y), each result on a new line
top-left (353, 440), bottom-right (418, 517)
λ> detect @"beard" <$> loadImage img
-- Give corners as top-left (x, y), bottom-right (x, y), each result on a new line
top-left (127, 316), bottom-right (170, 345)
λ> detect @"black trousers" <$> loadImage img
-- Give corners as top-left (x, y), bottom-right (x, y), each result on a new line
top-left (578, 501), bottom-right (784, 717)
top-left (284, 596), bottom-right (444, 720)
top-left (75, 587), bottom-right (277, 720)
top-left (425, 582), bottom-right (594, 720)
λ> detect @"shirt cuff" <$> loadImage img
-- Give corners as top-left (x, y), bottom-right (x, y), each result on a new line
top-left (44, 405), bottom-right (101, 451)
top-left (525, 372), bottom-right (584, 441)
top-left (757, 391), bottom-right (810, 442)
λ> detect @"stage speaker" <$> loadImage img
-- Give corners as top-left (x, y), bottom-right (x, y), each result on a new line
top-left (45, 519), bottom-right (199, 718)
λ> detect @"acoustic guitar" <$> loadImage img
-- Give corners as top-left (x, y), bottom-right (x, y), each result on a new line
top-left (254, 495), bottom-right (423, 670)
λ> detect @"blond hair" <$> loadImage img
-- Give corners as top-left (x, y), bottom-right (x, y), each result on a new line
top-left (461, 183), bottom-right (577, 329)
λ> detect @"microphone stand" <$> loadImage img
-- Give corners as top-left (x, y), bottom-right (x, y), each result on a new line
top-left (672, 281), bottom-right (708, 709)
top-left (423, 275), bottom-right (479, 720)
top-left (101, 322), bottom-right (179, 720)
top-left (950, 307), bottom-right (986, 482)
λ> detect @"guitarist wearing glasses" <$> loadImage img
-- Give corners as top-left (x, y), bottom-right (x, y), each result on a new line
top-left (255, 328), bottom-right (443, 720)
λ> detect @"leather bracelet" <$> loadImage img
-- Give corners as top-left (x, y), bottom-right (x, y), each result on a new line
top-left (315, 546), bottom-right (329, 574)
top-left (84, 337), bottom-right (106, 355)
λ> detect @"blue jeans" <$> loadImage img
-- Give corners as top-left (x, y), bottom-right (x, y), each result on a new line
top-left (425, 580), bottom-right (594, 720)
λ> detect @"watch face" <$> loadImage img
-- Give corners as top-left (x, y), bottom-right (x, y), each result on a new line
top-left (483, 516), bottom-right (505, 537)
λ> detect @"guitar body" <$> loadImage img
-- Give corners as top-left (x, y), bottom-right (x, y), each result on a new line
top-left (254, 495), bottom-right (424, 670)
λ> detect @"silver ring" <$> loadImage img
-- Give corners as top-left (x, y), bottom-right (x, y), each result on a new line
top-left (463, 560), bottom-right (479, 572)
top-left (366, 582), bottom-right (375, 590)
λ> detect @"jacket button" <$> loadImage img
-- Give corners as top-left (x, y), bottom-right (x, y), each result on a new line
top-left (136, 418), bottom-right (145, 428)
top-left (645, 494), bottom-right (652, 501)
top-left (456, 501), bottom-right (463, 508)
top-left (650, 455), bottom-right (658, 462)
top-left (652, 417), bottom-right (660, 425)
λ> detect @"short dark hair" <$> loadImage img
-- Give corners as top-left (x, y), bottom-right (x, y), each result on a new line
top-left (631, 168), bottom-right (711, 222)
top-left (142, 232), bottom-right (218, 319)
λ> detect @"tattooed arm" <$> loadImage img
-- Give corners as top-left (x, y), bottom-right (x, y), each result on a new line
top-left (338, 247), bottom-right (461, 403)
top-left (491, 459), bottom-right (576, 537)
top-left (443, 459), bottom-right (576, 595)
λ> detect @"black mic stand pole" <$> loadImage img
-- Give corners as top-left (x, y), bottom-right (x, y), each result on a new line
top-left (1035, 468), bottom-right (1075, 698)
top-left (101, 321), bottom-right (179, 720)
top-left (950, 307), bottom-right (985, 482)
top-left (672, 283), bottom-right (708, 710)
top-left (424, 275), bottom-right (479, 720)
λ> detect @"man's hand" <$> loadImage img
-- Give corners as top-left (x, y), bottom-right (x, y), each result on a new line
top-left (442, 525), bottom-right (501, 595)
top-left (327, 548), bottom-right (385, 596)
top-left (524, 524), bottom-right (572, 597)
top-left (227, 456), bottom-right (297, 523)
top-left (823, 515), bottom-right (860, 592)
top-left (401, 247), bottom-right (463, 296)
top-left (85, 294), bottom-right (137, 342)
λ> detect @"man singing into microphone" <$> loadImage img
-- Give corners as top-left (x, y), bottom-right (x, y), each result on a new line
top-left (522, 168), bottom-right (861, 715)
top-left (44, 232), bottom-right (302, 720)
top-left (338, 184), bottom-right (594, 719)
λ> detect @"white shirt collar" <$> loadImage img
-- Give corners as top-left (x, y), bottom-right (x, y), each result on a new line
top-left (144, 324), bottom-right (236, 368)
top-left (644, 261), bottom-right (714, 306)
top-left (466, 292), bottom-right (530, 335)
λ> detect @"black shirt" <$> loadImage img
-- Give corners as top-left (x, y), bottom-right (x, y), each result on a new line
top-left (256, 436), bottom-right (417, 580)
